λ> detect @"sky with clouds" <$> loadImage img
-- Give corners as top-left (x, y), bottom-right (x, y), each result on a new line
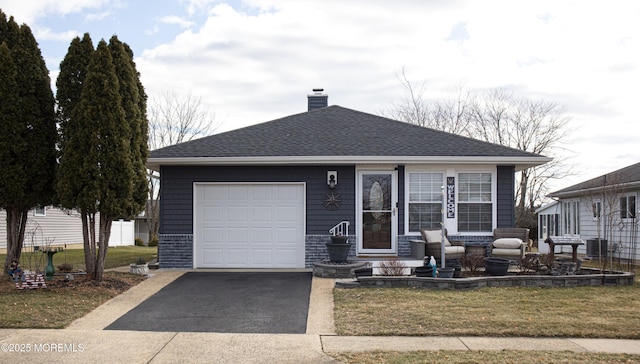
top-left (1, 0), bottom-right (638, 192)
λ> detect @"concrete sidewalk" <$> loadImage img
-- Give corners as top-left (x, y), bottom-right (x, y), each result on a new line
top-left (1, 269), bottom-right (639, 363)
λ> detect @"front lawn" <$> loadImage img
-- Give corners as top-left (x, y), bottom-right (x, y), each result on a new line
top-left (3, 245), bottom-right (157, 273)
top-left (0, 246), bottom-right (156, 329)
top-left (334, 283), bottom-right (640, 339)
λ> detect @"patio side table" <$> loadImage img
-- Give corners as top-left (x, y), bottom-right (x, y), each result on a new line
top-left (464, 241), bottom-right (490, 257)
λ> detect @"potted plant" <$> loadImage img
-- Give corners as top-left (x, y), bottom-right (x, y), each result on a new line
top-left (437, 266), bottom-right (455, 278)
top-left (484, 257), bottom-right (510, 276)
top-left (326, 234), bottom-right (351, 263)
top-left (130, 257), bottom-right (149, 275)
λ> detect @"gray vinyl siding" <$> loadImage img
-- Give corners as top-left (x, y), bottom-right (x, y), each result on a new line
top-left (0, 207), bottom-right (94, 248)
top-left (496, 165), bottom-right (516, 228)
top-left (159, 165), bottom-right (356, 236)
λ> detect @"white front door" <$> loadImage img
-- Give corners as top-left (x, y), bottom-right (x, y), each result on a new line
top-left (357, 170), bottom-right (397, 255)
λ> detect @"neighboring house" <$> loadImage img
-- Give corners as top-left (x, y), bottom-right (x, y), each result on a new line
top-left (542, 162), bottom-right (640, 261)
top-left (147, 90), bottom-right (550, 269)
top-left (134, 200), bottom-right (160, 244)
top-left (0, 207), bottom-right (134, 249)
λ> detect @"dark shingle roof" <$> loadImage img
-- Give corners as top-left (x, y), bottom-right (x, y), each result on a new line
top-left (550, 162), bottom-right (640, 197)
top-left (148, 106), bottom-right (548, 168)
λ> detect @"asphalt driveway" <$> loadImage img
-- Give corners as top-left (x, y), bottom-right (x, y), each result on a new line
top-left (105, 272), bottom-right (312, 334)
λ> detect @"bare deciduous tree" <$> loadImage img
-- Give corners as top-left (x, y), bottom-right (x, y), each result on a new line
top-left (146, 90), bottom-right (219, 243)
top-left (384, 67), bottom-right (471, 135)
top-left (387, 71), bottom-right (576, 232)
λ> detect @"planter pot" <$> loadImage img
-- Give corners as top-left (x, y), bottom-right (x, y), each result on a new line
top-left (325, 242), bottom-right (352, 263)
top-left (484, 257), bottom-right (510, 276)
top-left (330, 236), bottom-right (349, 244)
top-left (437, 267), bottom-right (455, 278)
top-left (354, 267), bottom-right (373, 278)
top-left (453, 265), bottom-right (462, 278)
top-left (130, 263), bottom-right (149, 275)
top-left (414, 266), bottom-right (434, 277)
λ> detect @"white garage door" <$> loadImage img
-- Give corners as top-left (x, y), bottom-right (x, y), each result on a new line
top-left (194, 183), bottom-right (305, 268)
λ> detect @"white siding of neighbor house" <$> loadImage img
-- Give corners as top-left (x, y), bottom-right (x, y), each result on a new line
top-left (0, 208), bottom-right (134, 249)
top-left (547, 190), bottom-right (639, 262)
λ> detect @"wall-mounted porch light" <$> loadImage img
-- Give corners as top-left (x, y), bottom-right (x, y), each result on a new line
top-left (327, 171), bottom-right (337, 189)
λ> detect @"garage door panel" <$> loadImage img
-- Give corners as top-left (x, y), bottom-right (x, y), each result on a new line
top-left (202, 248), bottom-right (224, 265)
top-left (227, 185), bottom-right (250, 200)
top-left (252, 206), bottom-right (272, 222)
top-left (276, 227), bottom-right (298, 243)
top-left (227, 227), bottom-right (248, 243)
top-left (202, 227), bottom-right (223, 243)
top-left (275, 250), bottom-right (298, 265)
top-left (202, 206), bottom-right (223, 222)
top-left (251, 227), bottom-right (274, 243)
top-left (251, 185), bottom-right (273, 200)
top-left (251, 249), bottom-right (274, 265)
top-left (203, 186), bottom-right (225, 201)
top-left (276, 206), bottom-right (299, 222)
top-left (227, 206), bottom-right (248, 221)
top-left (195, 184), bottom-right (305, 268)
top-left (226, 249), bottom-right (250, 265)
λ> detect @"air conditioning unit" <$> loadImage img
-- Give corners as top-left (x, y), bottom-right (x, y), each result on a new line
top-left (586, 239), bottom-right (608, 258)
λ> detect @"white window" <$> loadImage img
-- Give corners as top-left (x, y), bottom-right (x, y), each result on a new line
top-left (592, 201), bottom-right (601, 220)
top-left (34, 206), bottom-right (46, 216)
top-left (539, 213), bottom-right (559, 239)
top-left (563, 201), bottom-right (580, 235)
top-left (620, 195), bottom-right (636, 219)
top-left (457, 172), bottom-right (492, 232)
top-left (407, 172), bottom-right (444, 232)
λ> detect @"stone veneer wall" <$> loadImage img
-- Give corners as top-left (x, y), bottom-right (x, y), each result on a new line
top-left (159, 234), bottom-right (193, 269)
top-left (160, 233), bottom-right (491, 269)
top-left (305, 235), bottom-right (357, 267)
top-left (348, 270), bottom-right (635, 290)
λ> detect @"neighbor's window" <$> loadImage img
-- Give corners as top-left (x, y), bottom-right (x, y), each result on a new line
top-left (563, 200), bottom-right (580, 235)
top-left (408, 172), bottom-right (444, 232)
top-left (539, 213), bottom-right (559, 240)
top-left (34, 206), bottom-right (46, 217)
top-left (592, 201), bottom-right (602, 219)
top-left (457, 172), bottom-right (492, 232)
top-left (620, 195), bottom-right (636, 219)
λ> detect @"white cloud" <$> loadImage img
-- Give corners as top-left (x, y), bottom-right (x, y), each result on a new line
top-left (33, 27), bottom-right (81, 42)
top-left (2, 0), bottom-right (639, 191)
top-left (0, 0), bottom-right (113, 24)
top-left (158, 15), bottom-right (195, 28)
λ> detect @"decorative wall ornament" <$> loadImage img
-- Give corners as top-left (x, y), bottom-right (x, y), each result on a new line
top-left (324, 191), bottom-right (342, 210)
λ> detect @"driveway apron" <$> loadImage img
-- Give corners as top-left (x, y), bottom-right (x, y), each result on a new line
top-left (105, 272), bottom-right (312, 334)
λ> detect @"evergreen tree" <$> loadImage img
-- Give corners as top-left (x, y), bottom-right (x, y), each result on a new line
top-left (0, 11), bottom-right (56, 273)
top-left (57, 34), bottom-right (149, 282)
top-left (56, 33), bottom-right (98, 274)
top-left (108, 36), bottom-right (148, 219)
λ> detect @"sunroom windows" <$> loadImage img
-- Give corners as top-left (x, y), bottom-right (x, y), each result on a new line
top-left (406, 170), bottom-right (495, 234)
top-left (457, 172), bottom-right (493, 232)
top-left (407, 172), bottom-right (444, 232)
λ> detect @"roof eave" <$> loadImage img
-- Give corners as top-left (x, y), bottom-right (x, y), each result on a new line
top-left (146, 156), bottom-right (551, 171)
top-left (549, 180), bottom-right (640, 199)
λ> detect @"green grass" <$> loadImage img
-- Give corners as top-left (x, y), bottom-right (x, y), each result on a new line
top-left (334, 283), bottom-right (640, 339)
top-left (3, 245), bottom-right (157, 272)
top-left (0, 271), bottom-right (146, 329)
top-left (331, 350), bottom-right (640, 364)
top-left (0, 246), bottom-right (156, 329)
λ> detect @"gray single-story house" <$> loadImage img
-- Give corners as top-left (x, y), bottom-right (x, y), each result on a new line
top-left (540, 162), bottom-right (639, 261)
top-left (147, 90), bottom-right (550, 269)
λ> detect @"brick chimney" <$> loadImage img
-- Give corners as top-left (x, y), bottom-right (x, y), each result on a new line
top-left (307, 88), bottom-right (328, 111)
